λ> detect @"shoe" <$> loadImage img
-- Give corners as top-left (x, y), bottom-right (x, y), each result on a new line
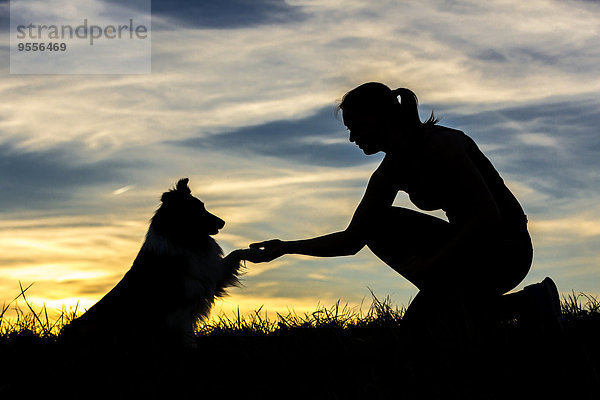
top-left (522, 277), bottom-right (563, 336)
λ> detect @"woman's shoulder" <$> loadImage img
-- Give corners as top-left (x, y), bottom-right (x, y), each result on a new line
top-left (421, 125), bottom-right (468, 155)
top-left (423, 124), bottom-right (465, 141)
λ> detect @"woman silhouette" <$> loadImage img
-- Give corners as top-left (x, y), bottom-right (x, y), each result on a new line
top-left (247, 82), bottom-right (560, 336)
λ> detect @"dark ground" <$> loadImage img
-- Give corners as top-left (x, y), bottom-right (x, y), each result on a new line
top-left (1, 313), bottom-right (599, 400)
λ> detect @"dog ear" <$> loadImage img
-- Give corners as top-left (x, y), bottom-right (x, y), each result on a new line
top-left (161, 178), bottom-right (191, 203)
top-left (176, 178), bottom-right (191, 194)
top-left (161, 191), bottom-right (174, 203)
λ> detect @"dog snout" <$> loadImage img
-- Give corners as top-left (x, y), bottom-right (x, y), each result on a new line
top-left (209, 214), bottom-right (225, 229)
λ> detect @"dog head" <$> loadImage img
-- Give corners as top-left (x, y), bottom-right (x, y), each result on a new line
top-left (151, 178), bottom-right (225, 246)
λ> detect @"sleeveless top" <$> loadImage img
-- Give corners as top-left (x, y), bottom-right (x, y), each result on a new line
top-left (381, 126), bottom-right (528, 235)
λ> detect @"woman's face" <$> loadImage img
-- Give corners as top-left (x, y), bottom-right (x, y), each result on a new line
top-left (343, 111), bottom-right (390, 155)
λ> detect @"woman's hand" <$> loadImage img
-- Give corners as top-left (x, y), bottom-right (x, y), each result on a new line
top-left (249, 239), bottom-right (287, 263)
top-left (224, 241), bottom-right (287, 264)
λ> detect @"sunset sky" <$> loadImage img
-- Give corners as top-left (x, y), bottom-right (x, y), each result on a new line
top-left (1, 0), bottom-right (600, 321)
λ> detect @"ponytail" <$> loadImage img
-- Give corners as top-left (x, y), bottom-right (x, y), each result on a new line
top-left (391, 88), bottom-right (439, 128)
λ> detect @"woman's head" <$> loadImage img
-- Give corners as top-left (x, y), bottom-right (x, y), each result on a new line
top-left (337, 82), bottom-right (437, 154)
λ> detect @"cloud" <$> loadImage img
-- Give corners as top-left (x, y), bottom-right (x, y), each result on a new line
top-left (2, 0), bottom-right (599, 157)
top-left (0, 1), bottom-right (8, 28)
top-left (169, 106), bottom-right (382, 167)
top-left (474, 49), bottom-right (508, 63)
top-left (105, 0), bottom-right (308, 29)
top-left (435, 97), bottom-right (600, 210)
top-left (517, 133), bottom-right (559, 148)
top-left (0, 142), bottom-right (141, 212)
top-left (531, 216), bottom-right (600, 238)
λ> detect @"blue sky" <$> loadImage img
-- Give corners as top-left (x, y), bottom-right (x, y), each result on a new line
top-left (1, 0), bottom-right (599, 318)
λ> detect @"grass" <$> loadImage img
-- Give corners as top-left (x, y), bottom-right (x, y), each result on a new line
top-left (0, 282), bottom-right (81, 339)
top-left (1, 284), bottom-right (599, 399)
top-left (0, 283), bottom-right (405, 338)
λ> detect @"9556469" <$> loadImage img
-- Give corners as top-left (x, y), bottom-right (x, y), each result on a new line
top-left (17, 42), bottom-right (67, 52)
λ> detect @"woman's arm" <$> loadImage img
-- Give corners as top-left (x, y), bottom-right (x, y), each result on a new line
top-left (249, 222), bottom-right (365, 262)
top-left (250, 162), bottom-right (398, 262)
top-left (253, 230), bottom-right (364, 260)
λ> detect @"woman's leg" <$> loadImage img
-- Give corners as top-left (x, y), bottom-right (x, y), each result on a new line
top-left (364, 206), bottom-right (452, 289)
top-left (364, 207), bottom-right (519, 338)
top-left (364, 206), bottom-right (464, 338)
top-left (365, 206), bottom-right (540, 337)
